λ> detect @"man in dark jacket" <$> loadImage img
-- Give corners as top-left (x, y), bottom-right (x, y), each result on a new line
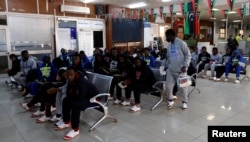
top-left (54, 66), bottom-right (99, 140)
top-left (197, 46), bottom-right (211, 73)
top-left (129, 57), bottom-right (156, 112)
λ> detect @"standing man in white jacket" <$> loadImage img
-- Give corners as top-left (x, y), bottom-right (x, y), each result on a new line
top-left (165, 29), bottom-right (191, 109)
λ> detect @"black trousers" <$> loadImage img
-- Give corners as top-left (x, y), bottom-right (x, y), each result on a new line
top-left (215, 66), bottom-right (225, 78)
top-left (62, 97), bottom-right (97, 129)
top-left (116, 85), bottom-right (132, 100)
top-left (198, 63), bottom-right (205, 73)
top-left (109, 77), bottom-right (119, 95)
top-left (133, 84), bottom-right (152, 104)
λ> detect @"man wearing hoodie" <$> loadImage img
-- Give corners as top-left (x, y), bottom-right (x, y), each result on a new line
top-left (165, 29), bottom-right (191, 109)
top-left (214, 48), bottom-right (231, 81)
top-left (197, 46), bottom-right (211, 74)
top-left (59, 48), bottom-right (71, 67)
top-left (15, 50), bottom-right (37, 91)
top-left (142, 48), bottom-right (156, 68)
top-left (203, 47), bottom-right (222, 79)
top-left (224, 49), bottom-right (244, 84)
top-left (55, 66), bottom-right (99, 140)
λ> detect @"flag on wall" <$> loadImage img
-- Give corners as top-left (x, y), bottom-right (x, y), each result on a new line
top-left (181, 3), bottom-right (185, 16)
top-left (197, 11), bottom-right (202, 19)
top-left (221, 9), bottom-right (229, 19)
top-left (192, 0), bottom-right (201, 12)
top-left (211, 10), bottom-right (217, 18)
top-left (169, 4), bottom-right (174, 16)
top-left (237, 7), bottom-right (245, 18)
top-left (227, 0), bottom-right (235, 11)
top-left (159, 7), bottom-right (163, 18)
top-left (207, 0), bottom-right (216, 10)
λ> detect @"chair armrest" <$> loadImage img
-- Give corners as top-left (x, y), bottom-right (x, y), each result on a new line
top-left (153, 81), bottom-right (165, 91)
top-left (90, 93), bottom-right (110, 106)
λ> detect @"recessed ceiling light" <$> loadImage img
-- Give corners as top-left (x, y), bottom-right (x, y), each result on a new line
top-left (128, 2), bottom-right (147, 9)
top-left (228, 11), bottom-right (237, 14)
top-left (162, 0), bottom-right (172, 2)
top-left (82, 0), bottom-right (94, 3)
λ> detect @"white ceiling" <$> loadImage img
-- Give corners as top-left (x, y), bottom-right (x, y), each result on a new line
top-left (66, 0), bottom-right (250, 22)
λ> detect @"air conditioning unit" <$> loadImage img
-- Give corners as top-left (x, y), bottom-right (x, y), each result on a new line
top-left (60, 5), bottom-right (90, 14)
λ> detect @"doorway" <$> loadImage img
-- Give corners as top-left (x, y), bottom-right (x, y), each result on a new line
top-left (0, 26), bottom-right (11, 74)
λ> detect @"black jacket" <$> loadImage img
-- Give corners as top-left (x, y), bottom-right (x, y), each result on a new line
top-left (8, 59), bottom-right (20, 76)
top-left (67, 74), bottom-right (99, 105)
top-left (117, 61), bottom-right (135, 81)
top-left (198, 52), bottom-right (211, 64)
top-left (132, 63), bottom-right (156, 90)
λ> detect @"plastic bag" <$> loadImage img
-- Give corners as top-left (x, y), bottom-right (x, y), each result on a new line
top-left (177, 73), bottom-right (192, 88)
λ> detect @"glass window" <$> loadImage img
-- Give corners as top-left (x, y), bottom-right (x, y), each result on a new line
top-left (8, 16), bottom-right (53, 52)
top-left (219, 28), bottom-right (225, 39)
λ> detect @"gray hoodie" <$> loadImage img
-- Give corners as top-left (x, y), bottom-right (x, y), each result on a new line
top-left (20, 57), bottom-right (37, 75)
top-left (166, 38), bottom-right (191, 73)
top-left (210, 53), bottom-right (222, 64)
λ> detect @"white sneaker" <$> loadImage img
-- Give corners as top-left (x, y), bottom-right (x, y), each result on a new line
top-left (50, 115), bottom-right (61, 122)
top-left (20, 103), bottom-right (30, 110)
top-left (215, 78), bottom-right (221, 82)
top-left (51, 106), bottom-right (56, 112)
top-left (182, 103), bottom-right (188, 109)
top-left (17, 85), bottom-right (22, 89)
top-left (64, 129), bottom-right (80, 140)
top-left (173, 96), bottom-right (178, 100)
top-left (54, 119), bottom-right (63, 127)
top-left (235, 79), bottom-right (240, 84)
top-left (167, 101), bottom-right (174, 109)
top-left (34, 103), bottom-right (41, 107)
top-left (113, 99), bottom-right (121, 105)
top-left (120, 101), bottom-right (131, 106)
top-left (202, 75), bottom-right (207, 78)
top-left (36, 115), bottom-right (51, 123)
top-left (129, 105), bottom-right (141, 112)
top-left (224, 78), bottom-right (229, 82)
top-left (54, 122), bottom-right (71, 130)
top-left (108, 96), bottom-right (114, 101)
top-left (32, 110), bottom-right (45, 117)
top-left (24, 93), bottom-right (33, 99)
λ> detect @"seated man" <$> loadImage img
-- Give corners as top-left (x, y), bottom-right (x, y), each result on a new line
top-left (142, 48), bottom-right (156, 68)
top-left (197, 46), bottom-right (210, 74)
top-left (79, 51), bottom-right (92, 70)
top-left (113, 55), bottom-right (134, 106)
top-left (129, 57), bottom-right (156, 112)
top-left (58, 48), bottom-right (71, 67)
top-left (55, 66), bottom-right (99, 140)
top-left (203, 47), bottom-right (222, 79)
top-left (5, 54), bottom-right (20, 86)
top-left (224, 49), bottom-right (244, 84)
top-left (15, 50), bottom-right (37, 91)
top-left (214, 48), bottom-right (231, 81)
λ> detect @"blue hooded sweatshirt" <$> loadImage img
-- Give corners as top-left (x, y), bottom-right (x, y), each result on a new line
top-left (228, 50), bottom-right (245, 71)
top-left (37, 55), bottom-right (57, 82)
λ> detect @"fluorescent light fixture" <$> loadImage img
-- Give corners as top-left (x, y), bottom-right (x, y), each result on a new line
top-left (82, 0), bottom-right (94, 3)
top-left (162, 0), bottom-right (172, 2)
top-left (210, 17), bottom-right (216, 20)
top-left (228, 11), bottom-right (236, 14)
top-left (221, 19), bottom-right (227, 21)
top-left (233, 20), bottom-right (242, 22)
top-left (128, 2), bottom-right (147, 8)
top-left (175, 12), bottom-right (182, 15)
top-left (212, 8), bottom-right (219, 11)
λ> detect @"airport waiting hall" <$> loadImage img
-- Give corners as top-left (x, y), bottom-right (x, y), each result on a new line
top-left (1, 0), bottom-right (250, 142)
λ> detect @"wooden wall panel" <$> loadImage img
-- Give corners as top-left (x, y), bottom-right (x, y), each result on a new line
top-left (38, 0), bottom-right (55, 15)
top-left (0, 0), bottom-right (6, 12)
top-left (8, 0), bottom-right (37, 13)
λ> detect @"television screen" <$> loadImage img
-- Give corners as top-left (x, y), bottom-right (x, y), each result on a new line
top-left (93, 31), bottom-right (103, 48)
top-left (112, 19), bottom-right (143, 42)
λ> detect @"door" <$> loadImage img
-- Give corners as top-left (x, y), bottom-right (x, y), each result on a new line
top-left (200, 29), bottom-right (207, 42)
top-left (0, 26), bottom-right (11, 74)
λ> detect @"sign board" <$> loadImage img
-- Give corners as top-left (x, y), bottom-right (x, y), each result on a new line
top-left (55, 28), bottom-right (71, 57)
top-left (78, 20), bottom-right (104, 29)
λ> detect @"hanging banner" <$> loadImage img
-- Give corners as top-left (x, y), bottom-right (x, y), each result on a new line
top-left (211, 10), bottom-right (217, 18)
top-left (197, 11), bottom-right (202, 20)
top-left (181, 3), bottom-right (185, 16)
top-left (221, 9), bottom-right (229, 19)
top-left (187, 2), bottom-right (194, 12)
top-left (237, 7), bottom-right (245, 18)
top-left (184, 12), bottom-right (189, 34)
top-left (159, 7), bottom-right (163, 18)
top-left (192, 0), bottom-right (201, 12)
top-left (207, 0), bottom-right (216, 10)
top-left (163, 13), bottom-right (168, 21)
top-left (169, 4), bottom-right (174, 16)
top-left (195, 13), bottom-right (199, 34)
top-left (227, 0), bottom-right (235, 11)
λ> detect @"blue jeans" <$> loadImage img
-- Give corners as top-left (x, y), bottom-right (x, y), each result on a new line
top-left (225, 63), bottom-right (241, 78)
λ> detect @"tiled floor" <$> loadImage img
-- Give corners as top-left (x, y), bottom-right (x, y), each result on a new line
top-left (0, 76), bottom-right (250, 142)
